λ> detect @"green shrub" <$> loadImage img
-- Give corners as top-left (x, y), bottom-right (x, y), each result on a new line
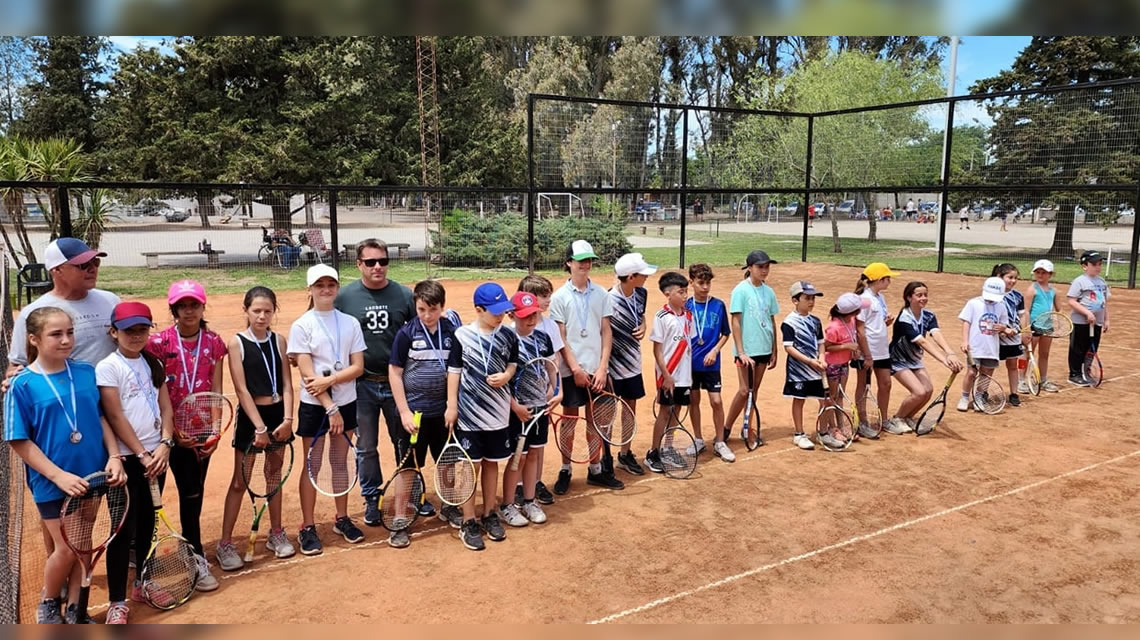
top-left (432, 209), bottom-right (631, 268)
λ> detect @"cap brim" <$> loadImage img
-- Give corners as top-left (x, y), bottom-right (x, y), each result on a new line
top-left (307, 275), bottom-right (340, 287)
top-left (113, 317), bottom-right (153, 329)
top-left (486, 301), bottom-right (515, 314)
top-left (572, 252), bottom-right (599, 261)
top-left (169, 293), bottom-right (207, 305)
top-left (982, 293), bottom-right (1004, 302)
top-left (513, 306), bottom-right (541, 318)
top-left (66, 250), bottom-right (106, 265)
top-left (638, 265), bottom-right (658, 275)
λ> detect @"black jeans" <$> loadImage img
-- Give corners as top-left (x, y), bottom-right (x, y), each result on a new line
top-left (105, 456), bottom-right (166, 602)
top-left (1068, 323), bottom-right (1101, 377)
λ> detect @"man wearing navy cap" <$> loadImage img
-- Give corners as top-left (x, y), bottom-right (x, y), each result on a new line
top-left (8, 238), bottom-right (120, 372)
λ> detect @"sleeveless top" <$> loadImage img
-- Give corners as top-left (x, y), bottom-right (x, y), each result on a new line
top-left (236, 331), bottom-right (284, 398)
top-left (1029, 282), bottom-right (1055, 321)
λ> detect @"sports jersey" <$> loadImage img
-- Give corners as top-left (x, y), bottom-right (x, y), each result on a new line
top-left (447, 323), bottom-right (519, 431)
top-left (890, 308), bottom-right (940, 369)
top-left (686, 296), bottom-right (730, 372)
top-left (958, 297), bottom-right (1008, 361)
top-left (390, 317), bottom-right (458, 417)
top-left (1067, 274), bottom-right (1110, 325)
top-left (335, 279), bottom-right (415, 376)
top-left (537, 316), bottom-right (564, 354)
top-left (649, 305), bottom-right (694, 387)
top-left (781, 312), bottom-right (824, 382)
top-left (607, 285), bottom-right (647, 380)
top-left (512, 327), bottom-right (555, 406)
top-left (146, 326), bottom-right (226, 408)
top-left (999, 289), bottom-right (1024, 346)
top-left (728, 279), bottom-right (779, 357)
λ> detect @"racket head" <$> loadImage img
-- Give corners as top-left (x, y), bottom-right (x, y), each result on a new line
top-left (1084, 354), bottom-right (1104, 387)
top-left (653, 392), bottom-right (688, 426)
top-left (60, 471), bottom-right (130, 555)
top-left (306, 431), bottom-right (359, 498)
top-left (815, 406), bottom-right (854, 451)
top-left (553, 412), bottom-right (601, 464)
top-left (972, 373), bottom-right (1007, 414)
top-left (1026, 354), bottom-right (1041, 396)
top-left (242, 437), bottom-right (294, 499)
top-left (379, 468), bottom-right (426, 532)
top-left (1030, 311), bottom-right (1073, 338)
top-left (914, 400), bottom-right (945, 436)
top-left (434, 433), bottom-right (477, 506)
top-left (175, 392), bottom-right (234, 447)
top-left (514, 356), bottom-right (560, 412)
top-left (861, 386), bottom-right (884, 436)
top-left (659, 426), bottom-right (697, 479)
top-left (141, 535), bottom-right (198, 610)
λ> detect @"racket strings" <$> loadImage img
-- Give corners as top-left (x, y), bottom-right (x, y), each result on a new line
top-left (435, 446), bottom-right (476, 505)
top-left (515, 365), bottom-right (554, 412)
top-left (589, 393), bottom-right (619, 440)
top-left (1031, 312), bottom-right (1073, 338)
top-left (660, 428), bottom-right (697, 478)
top-left (243, 444), bottom-right (287, 498)
top-left (973, 375), bottom-right (1006, 413)
top-left (555, 414), bottom-right (603, 463)
top-left (177, 394), bottom-right (231, 440)
top-left (62, 482), bottom-right (129, 552)
top-left (381, 469), bottom-right (426, 530)
top-left (142, 536), bottom-right (197, 608)
top-left (309, 435), bottom-right (356, 496)
top-left (916, 404), bottom-right (942, 434)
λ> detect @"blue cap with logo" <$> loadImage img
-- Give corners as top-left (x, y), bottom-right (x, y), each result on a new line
top-left (474, 282), bottom-right (514, 314)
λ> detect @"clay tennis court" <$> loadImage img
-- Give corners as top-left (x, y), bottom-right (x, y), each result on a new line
top-left (21, 261), bottom-right (1140, 623)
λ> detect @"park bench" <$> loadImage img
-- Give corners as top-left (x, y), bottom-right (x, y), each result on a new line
top-left (141, 250), bottom-right (225, 269)
top-left (342, 242), bottom-right (410, 261)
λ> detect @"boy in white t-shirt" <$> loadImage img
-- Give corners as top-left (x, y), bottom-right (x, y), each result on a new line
top-left (957, 277), bottom-right (1016, 411)
top-left (645, 272), bottom-right (694, 473)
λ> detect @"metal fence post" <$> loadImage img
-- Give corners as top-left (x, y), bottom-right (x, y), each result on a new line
top-left (937, 101), bottom-right (956, 274)
top-left (58, 184), bottom-right (72, 239)
top-left (527, 94), bottom-right (536, 273)
top-left (1129, 185), bottom-right (1140, 289)
top-left (680, 106), bottom-right (689, 269)
top-left (802, 116), bottom-right (814, 263)
top-left (328, 188), bottom-right (339, 271)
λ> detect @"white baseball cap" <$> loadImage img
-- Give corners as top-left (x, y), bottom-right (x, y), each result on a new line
top-left (570, 240), bottom-right (599, 261)
top-left (1033, 259), bottom-right (1055, 273)
top-left (982, 277), bottom-right (1006, 302)
top-left (836, 292), bottom-right (869, 314)
top-left (614, 253), bottom-right (658, 277)
top-left (306, 264), bottom-right (340, 287)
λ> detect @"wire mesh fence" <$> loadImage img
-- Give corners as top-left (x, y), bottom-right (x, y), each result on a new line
top-left (1, 252), bottom-right (27, 624)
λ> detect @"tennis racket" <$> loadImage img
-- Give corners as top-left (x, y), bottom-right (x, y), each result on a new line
top-left (737, 363), bottom-right (762, 451)
top-left (1083, 323), bottom-right (1103, 387)
top-left (174, 392), bottom-right (234, 458)
top-left (307, 418), bottom-right (359, 498)
top-left (588, 379), bottom-right (637, 448)
top-left (554, 410), bottom-right (603, 464)
top-left (140, 479), bottom-right (198, 610)
top-left (1026, 311), bottom-right (1073, 338)
top-left (435, 424), bottom-right (477, 506)
top-left (379, 413), bottom-right (426, 532)
top-left (969, 355), bottom-right (1006, 414)
top-left (242, 435), bottom-right (294, 562)
top-left (659, 392), bottom-right (697, 479)
top-left (510, 356), bottom-right (561, 471)
top-left (842, 375), bottom-right (882, 438)
top-left (816, 377), bottom-right (854, 452)
top-left (915, 370), bottom-right (959, 436)
top-left (60, 471), bottom-right (130, 621)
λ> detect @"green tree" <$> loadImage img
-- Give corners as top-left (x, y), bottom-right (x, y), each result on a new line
top-left (970, 36), bottom-right (1140, 256)
top-left (0, 37), bottom-right (32, 134)
top-left (15, 37), bottom-right (108, 151)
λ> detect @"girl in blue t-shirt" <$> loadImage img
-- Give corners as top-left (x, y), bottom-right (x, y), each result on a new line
top-left (4, 307), bottom-right (124, 624)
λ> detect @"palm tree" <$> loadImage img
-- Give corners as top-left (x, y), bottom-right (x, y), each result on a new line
top-left (0, 136), bottom-right (38, 266)
top-left (26, 137), bottom-right (91, 240)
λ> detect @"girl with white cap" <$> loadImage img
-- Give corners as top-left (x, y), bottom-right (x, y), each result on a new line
top-left (1023, 259), bottom-right (1061, 393)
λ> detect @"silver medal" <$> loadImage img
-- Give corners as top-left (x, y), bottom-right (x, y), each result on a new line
top-left (272, 392), bottom-right (281, 403)
top-left (698, 338), bottom-right (705, 346)
top-left (334, 361), bottom-right (344, 371)
top-left (580, 329), bottom-right (588, 338)
top-left (69, 431), bottom-right (82, 444)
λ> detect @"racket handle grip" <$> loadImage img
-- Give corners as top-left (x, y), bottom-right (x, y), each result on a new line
top-left (148, 478), bottom-right (162, 508)
top-left (412, 412), bottom-right (422, 445)
top-left (245, 535), bottom-right (256, 562)
top-left (510, 438), bottom-right (525, 472)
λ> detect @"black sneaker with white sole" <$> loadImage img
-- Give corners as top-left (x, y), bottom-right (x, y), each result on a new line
top-left (418, 501), bottom-right (436, 517)
top-left (439, 504), bottom-right (463, 529)
top-left (298, 525), bottom-right (323, 556)
top-left (481, 513), bottom-right (507, 541)
top-left (644, 449), bottom-right (664, 474)
top-left (535, 481), bottom-right (555, 505)
top-left (587, 469), bottom-right (625, 489)
top-left (334, 516), bottom-right (364, 543)
top-left (617, 451), bottom-right (645, 475)
top-left (553, 469), bottom-right (571, 495)
top-left (460, 519), bottom-right (485, 551)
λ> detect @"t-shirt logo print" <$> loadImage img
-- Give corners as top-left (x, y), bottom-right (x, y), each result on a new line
top-left (979, 313), bottom-right (998, 335)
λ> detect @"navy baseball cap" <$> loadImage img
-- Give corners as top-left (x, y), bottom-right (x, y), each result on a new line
top-left (474, 282), bottom-right (514, 314)
top-left (1080, 250), bottom-right (1104, 264)
top-left (742, 249), bottom-right (777, 269)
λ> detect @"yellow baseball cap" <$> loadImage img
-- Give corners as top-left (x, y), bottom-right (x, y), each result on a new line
top-left (862, 262), bottom-right (899, 281)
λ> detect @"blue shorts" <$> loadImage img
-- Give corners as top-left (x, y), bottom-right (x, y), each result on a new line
top-left (457, 427), bottom-right (511, 463)
top-left (691, 370), bottom-right (722, 392)
top-left (36, 498), bottom-right (66, 520)
top-left (610, 374), bottom-right (646, 401)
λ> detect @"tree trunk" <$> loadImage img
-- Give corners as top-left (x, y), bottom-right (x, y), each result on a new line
top-left (3, 191), bottom-right (34, 265)
top-left (1046, 204), bottom-right (1076, 257)
top-left (860, 192), bottom-right (876, 241)
top-left (304, 198), bottom-right (315, 226)
top-left (271, 198), bottom-right (292, 233)
top-left (829, 204), bottom-right (842, 253)
top-left (33, 193), bottom-right (54, 241)
top-left (196, 189), bottom-right (214, 229)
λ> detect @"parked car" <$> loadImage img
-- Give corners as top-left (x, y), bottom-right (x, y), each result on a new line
top-left (164, 208), bottom-right (191, 223)
top-left (837, 200), bottom-right (867, 218)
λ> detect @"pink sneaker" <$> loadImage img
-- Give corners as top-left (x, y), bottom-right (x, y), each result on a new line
top-left (105, 602), bottom-right (129, 624)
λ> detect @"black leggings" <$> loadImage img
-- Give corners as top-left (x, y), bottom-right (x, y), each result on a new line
top-left (1068, 323), bottom-right (1102, 377)
top-left (105, 456), bottom-right (166, 602)
top-left (167, 445), bottom-right (211, 555)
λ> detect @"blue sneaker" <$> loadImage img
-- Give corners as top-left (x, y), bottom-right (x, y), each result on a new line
top-left (363, 497), bottom-right (381, 527)
top-left (418, 501), bottom-right (436, 517)
top-left (334, 516), bottom-right (364, 543)
top-left (298, 525), bottom-right (323, 556)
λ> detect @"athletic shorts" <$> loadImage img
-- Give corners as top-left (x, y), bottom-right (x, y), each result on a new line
top-left (999, 344), bottom-right (1024, 361)
top-left (972, 357), bottom-right (999, 370)
top-left (825, 363), bottom-right (849, 380)
top-left (457, 427), bottom-right (511, 463)
top-left (394, 414), bottom-right (448, 469)
top-left (691, 370), bottom-right (722, 392)
top-left (737, 353), bottom-right (771, 367)
top-left (783, 378), bottom-right (826, 399)
top-left (610, 374), bottom-right (646, 401)
top-left (296, 401), bottom-right (358, 438)
top-left (561, 376), bottom-right (589, 409)
top-left (36, 498), bottom-right (65, 520)
top-left (507, 411), bottom-right (550, 453)
top-left (890, 360), bottom-right (925, 375)
top-left (656, 386), bottom-right (691, 406)
top-left (233, 402), bottom-right (290, 451)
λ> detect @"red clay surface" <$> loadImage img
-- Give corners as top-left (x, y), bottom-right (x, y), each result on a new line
top-left (18, 263), bottom-right (1140, 623)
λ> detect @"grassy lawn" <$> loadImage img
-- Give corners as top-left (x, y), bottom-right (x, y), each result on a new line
top-left (637, 230), bottom-right (1132, 285)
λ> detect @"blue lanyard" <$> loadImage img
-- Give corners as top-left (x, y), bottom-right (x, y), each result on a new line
top-left (176, 330), bottom-right (203, 394)
top-left (312, 310), bottom-right (342, 367)
top-left (876, 293), bottom-right (888, 318)
top-left (117, 351), bottom-right (160, 424)
top-left (692, 298), bottom-right (709, 338)
top-left (421, 319), bottom-right (445, 372)
top-left (245, 330), bottom-right (279, 396)
top-left (35, 361), bottom-right (78, 440)
top-left (616, 287), bottom-right (640, 322)
top-left (479, 328), bottom-right (499, 376)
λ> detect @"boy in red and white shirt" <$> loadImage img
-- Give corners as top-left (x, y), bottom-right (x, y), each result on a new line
top-left (646, 272), bottom-right (694, 473)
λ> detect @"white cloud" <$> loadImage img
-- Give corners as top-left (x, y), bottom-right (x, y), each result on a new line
top-left (108, 36), bottom-right (167, 52)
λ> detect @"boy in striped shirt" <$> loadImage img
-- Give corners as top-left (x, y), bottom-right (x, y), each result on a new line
top-left (646, 272), bottom-right (695, 473)
top-left (781, 281), bottom-right (828, 451)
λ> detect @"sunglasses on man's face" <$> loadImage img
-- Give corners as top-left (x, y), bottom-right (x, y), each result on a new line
top-left (360, 257), bottom-right (389, 268)
top-left (74, 258), bottom-right (100, 271)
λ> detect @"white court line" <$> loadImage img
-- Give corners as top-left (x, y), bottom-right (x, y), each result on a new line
top-left (1056, 370), bottom-right (1140, 393)
top-left (588, 447), bottom-right (1140, 624)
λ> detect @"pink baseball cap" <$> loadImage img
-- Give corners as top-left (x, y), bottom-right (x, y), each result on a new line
top-left (168, 279), bottom-right (207, 305)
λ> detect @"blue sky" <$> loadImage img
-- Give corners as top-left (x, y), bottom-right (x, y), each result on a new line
top-left (946, 36), bottom-right (1032, 95)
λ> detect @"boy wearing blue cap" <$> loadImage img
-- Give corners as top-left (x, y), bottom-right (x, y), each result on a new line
top-left (446, 282), bottom-right (519, 550)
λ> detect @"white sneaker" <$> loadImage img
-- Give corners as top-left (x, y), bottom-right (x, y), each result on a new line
top-left (685, 438), bottom-right (707, 456)
top-left (1017, 380), bottom-right (1031, 394)
top-left (956, 395), bottom-right (970, 412)
top-left (792, 433), bottom-right (815, 450)
top-left (883, 418), bottom-right (908, 435)
top-left (194, 554), bottom-right (219, 592)
top-left (215, 541), bottom-right (244, 571)
top-left (1041, 379), bottom-right (1060, 393)
top-left (267, 528), bottom-right (296, 559)
top-left (521, 501), bottom-right (547, 524)
top-left (903, 417), bottom-right (917, 432)
top-left (713, 441), bottom-right (736, 462)
top-left (498, 503), bottom-right (529, 528)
